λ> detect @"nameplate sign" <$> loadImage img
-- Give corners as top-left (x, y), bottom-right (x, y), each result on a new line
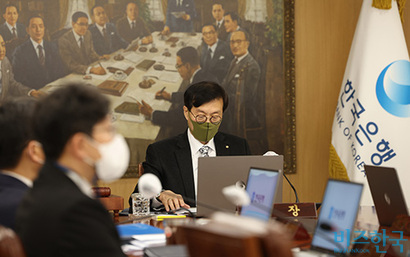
top-left (273, 202), bottom-right (317, 219)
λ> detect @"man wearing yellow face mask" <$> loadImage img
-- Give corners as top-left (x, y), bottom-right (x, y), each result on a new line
top-left (130, 81), bottom-right (251, 212)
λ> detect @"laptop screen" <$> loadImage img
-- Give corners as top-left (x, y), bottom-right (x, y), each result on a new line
top-left (311, 180), bottom-right (363, 254)
top-left (240, 167), bottom-right (279, 221)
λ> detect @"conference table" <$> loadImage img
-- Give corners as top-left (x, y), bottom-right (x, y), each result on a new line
top-left (42, 32), bottom-right (203, 175)
top-left (116, 207), bottom-right (410, 257)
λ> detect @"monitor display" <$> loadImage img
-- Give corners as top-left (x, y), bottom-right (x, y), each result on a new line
top-left (240, 167), bottom-right (279, 221)
top-left (311, 180), bottom-right (363, 253)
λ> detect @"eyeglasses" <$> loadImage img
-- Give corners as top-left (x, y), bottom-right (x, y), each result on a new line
top-left (190, 111), bottom-right (222, 125)
top-left (175, 63), bottom-right (184, 69)
top-left (76, 22), bottom-right (89, 27)
top-left (230, 39), bottom-right (247, 45)
top-left (202, 31), bottom-right (216, 36)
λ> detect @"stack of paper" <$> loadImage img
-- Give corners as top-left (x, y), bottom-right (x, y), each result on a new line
top-left (117, 223), bottom-right (166, 255)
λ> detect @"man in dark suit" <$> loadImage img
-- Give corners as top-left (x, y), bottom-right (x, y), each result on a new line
top-left (140, 46), bottom-right (218, 140)
top-left (12, 15), bottom-right (66, 90)
top-left (0, 4), bottom-right (27, 59)
top-left (59, 11), bottom-right (108, 75)
top-left (199, 24), bottom-right (233, 83)
top-left (116, 2), bottom-right (152, 44)
top-left (212, 2), bottom-right (228, 41)
top-left (0, 98), bottom-right (44, 229)
top-left (0, 4), bottom-right (27, 42)
top-left (221, 30), bottom-right (261, 138)
top-left (161, 0), bottom-right (196, 34)
top-left (16, 84), bottom-right (128, 257)
top-left (131, 82), bottom-right (251, 211)
top-left (0, 35), bottom-right (44, 102)
top-left (89, 5), bottom-right (128, 55)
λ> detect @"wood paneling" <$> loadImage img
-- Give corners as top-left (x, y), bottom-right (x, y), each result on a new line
top-left (283, 0), bottom-right (362, 203)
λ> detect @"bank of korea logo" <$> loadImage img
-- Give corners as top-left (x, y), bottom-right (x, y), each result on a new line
top-left (376, 60), bottom-right (410, 117)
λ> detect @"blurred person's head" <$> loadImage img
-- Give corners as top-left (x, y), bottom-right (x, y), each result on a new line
top-left (33, 84), bottom-right (129, 183)
top-left (0, 35), bottom-right (6, 60)
top-left (0, 97), bottom-right (44, 181)
top-left (176, 46), bottom-right (200, 81)
top-left (26, 15), bottom-right (45, 44)
top-left (183, 81), bottom-right (228, 143)
top-left (212, 3), bottom-right (224, 22)
top-left (91, 5), bottom-right (108, 27)
top-left (72, 11), bottom-right (89, 36)
top-left (3, 4), bottom-right (18, 27)
top-left (224, 12), bottom-right (239, 33)
top-left (230, 30), bottom-right (250, 57)
top-left (126, 2), bottom-right (139, 21)
top-left (202, 24), bottom-right (218, 47)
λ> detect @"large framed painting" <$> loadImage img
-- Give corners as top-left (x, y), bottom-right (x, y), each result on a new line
top-left (0, 0), bottom-right (295, 174)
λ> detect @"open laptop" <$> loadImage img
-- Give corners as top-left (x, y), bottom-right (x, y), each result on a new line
top-left (240, 167), bottom-right (280, 221)
top-left (294, 179), bottom-right (363, 257)
top-left (364, 165), bottom-right (408, 226)
top-left (197, 155), bottom-right (283, 217)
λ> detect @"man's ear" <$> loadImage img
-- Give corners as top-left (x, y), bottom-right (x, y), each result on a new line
top-left (183, 106), bottom-right (189, 121)
top-left (26, 140), bottom-right (45, 165)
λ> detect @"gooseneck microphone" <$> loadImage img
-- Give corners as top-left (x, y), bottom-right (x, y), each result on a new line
top-left (282, 172), bottom-right (300, 203)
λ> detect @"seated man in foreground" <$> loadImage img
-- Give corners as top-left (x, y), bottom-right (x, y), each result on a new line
top-left (16, 84), bottom-right (129, 257)
top-left (130, 81), bottom-right (251, 212)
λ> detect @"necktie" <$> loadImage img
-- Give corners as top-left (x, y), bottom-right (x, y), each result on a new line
top-left (37, 45), bottom-right (45, 66)
top-left (12, 27), bottom-right (17, 38)
top-left (102, 28), bottom-right (109, 44)
top-left (79, 37), bottom-right (87, 60)
top-left (131, 21), bottom-right (136, 30)
top-left (227, 57), bottom-right (239, 76)
top-left (204, 48), bottom-right (212, 67)
top-left (199, 146), bottom-right (210, 157)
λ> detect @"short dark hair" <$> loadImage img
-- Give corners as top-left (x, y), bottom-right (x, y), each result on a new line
top-left (26, 14), bottom-right (44, 28)
top-left (212, 2), bottom-right (224, 8)
top-left (224, 11), bottom-right (239, 23)
top-left (3, 3), bottom-right (18, 14)
top-left (72, 11), bottom-right (88, 23)
top-left (184, 81), bottom-right (228, 112)
top-left (0, 97), bottom-right (37, 170)
top-left (202, 23), bottom-right (217, 31)
top-left (32, 84), bottom-right (110, 161)
top-left (125, 1), bottom-right (139, 11)
top-left (176, 46), bottom-right (199, 66)
top-left (90, 4), bottom-right (104, 16)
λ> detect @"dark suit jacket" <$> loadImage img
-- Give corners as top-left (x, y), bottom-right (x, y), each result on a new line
top-left (89, 23), bottom-right (128, 55)
top-left (199, 40), bottom-right (233, 83)
top-left (215, 20), bottom-right (228, 41)
top-left (0, 57), bottom-right (31, 103)
top-left (221, 53), bottom-right (261, 136)
top-left (116, 17), bottom-right (151, 44)
top-left (0, 22), bottom-right (26, 42)
top-left (152, 69), bottom-right (219, 140)
top-left (58, 30), bottom-right (100, 74)
top-left (12, 39), bottom-right (67, 90)
top-left (0, 173), bottom-right (29, 229)
top-left (0, 22), bottom-right (27, 59)
top-left (15, 162), bottom-right (126, 257)
top-left (165, 0), bottom-right (196, 32)
top-left (130, 131), bottom-right (251, 208)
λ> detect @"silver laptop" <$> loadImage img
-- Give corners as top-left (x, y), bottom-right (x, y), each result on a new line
top-left (240, 167), bottom-right (280, 221)
top-left (364, 165), bottom-right (408, 226)
top-left (197, 155), bottom-right (283, 217)
top-left (295, 179), bottom-right (363, 257)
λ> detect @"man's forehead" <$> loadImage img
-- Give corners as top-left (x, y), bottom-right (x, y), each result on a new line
top-left (213, 4), bottom-right (222, 10)
top-left (232, 31), bottom-right (245, 39)
top-left (5, 6), bottom-right (17, 13)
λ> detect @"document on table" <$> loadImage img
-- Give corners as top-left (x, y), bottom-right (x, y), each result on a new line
top-left (144, 70), bottom-right (180, 83)
top-left (122, 51), bottom-right (144, 63)
top-left (126, 91), bottom-right (170, 111)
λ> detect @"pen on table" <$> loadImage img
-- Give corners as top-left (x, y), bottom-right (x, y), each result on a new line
top-left (98, 62), bottom-right (104, 69)
top-left (159, 86), bottom-right (166, 93)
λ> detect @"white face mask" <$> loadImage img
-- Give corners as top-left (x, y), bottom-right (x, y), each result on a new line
top-left (92, 134), bottom-right (130, 182)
